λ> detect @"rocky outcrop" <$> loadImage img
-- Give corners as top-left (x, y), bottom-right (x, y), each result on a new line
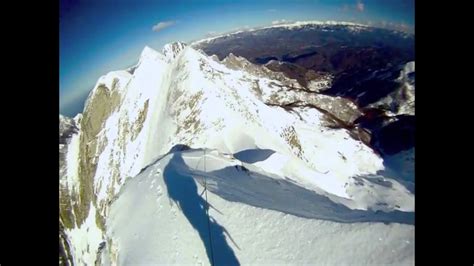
top-left (220, 53), bottom-right (362, 126)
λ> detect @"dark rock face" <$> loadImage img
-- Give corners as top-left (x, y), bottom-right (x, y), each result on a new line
top-left (195, 24), bottom-right (415, 155)
top-left (220, 53), bottom-right (362, 127)
top-left (265, 60), bottom-right (316, 87)
top-left (373, 115), bottom-right (415, 155)
top-left (59, 115), bottom-right (79, 266)
top-left (354, 112), bottom-right (415, 155)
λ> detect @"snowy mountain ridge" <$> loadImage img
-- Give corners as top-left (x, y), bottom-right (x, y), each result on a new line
top-left (191, 20), bottom-right (372, 46)
top-left (60, 42), bottom-right (414, 265)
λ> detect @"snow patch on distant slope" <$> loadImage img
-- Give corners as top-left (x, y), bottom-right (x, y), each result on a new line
top-left (191, 21), bottom-right (370, 46)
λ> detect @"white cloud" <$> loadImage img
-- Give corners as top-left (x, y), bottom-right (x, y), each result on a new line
top-left (152, 21), bottom-right (177, 32)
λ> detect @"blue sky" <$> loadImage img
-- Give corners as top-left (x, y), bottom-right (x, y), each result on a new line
top-left (60, 0), bottom-right (414, 116)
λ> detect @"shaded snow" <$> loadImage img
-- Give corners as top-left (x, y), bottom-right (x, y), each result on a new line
top-left (66, 203), bottom-right (104, 265)
top-left (102, 148), bottom-right (414, 265)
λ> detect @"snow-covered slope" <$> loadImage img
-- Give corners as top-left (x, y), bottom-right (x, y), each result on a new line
top-left (60, 42), bottom-right (414, 265)
top-left (100, 148), bottom-right (414, 265)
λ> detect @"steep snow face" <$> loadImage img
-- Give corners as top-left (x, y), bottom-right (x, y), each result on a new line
top-left (162, 41), bottom-right (187, 61)
top-left (61, 46), bottom-right (174, 265)
top-left (154, 46), bottom-right (385, 201)
top-left (62, 42), bottom-right (414, 265)
top-left (101, 149), bottom-right (414, 265)
top-left (92, 47), bottom-right (168, 204)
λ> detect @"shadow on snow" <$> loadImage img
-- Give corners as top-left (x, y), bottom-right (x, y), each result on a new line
top-left (163, 148), bottom-right (240, 266)
top-left (161, 144), bottom-right (414, 265)
top-left (233, 149), bottom-right (275, 163)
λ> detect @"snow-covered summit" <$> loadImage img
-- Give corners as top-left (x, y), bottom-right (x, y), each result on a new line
top-left (60, 40), bottom-right (414, 265)
top-left (139, 45), bottom-right (166, 62)
top-left (162, 41), bottom-right (187, 61)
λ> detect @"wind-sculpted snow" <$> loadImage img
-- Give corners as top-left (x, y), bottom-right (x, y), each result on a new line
top-left (101, 146), bottom-right (414, 265)
top-left (233, 148), bottom-right (275, 163)
top-left (173, 148), bottom-right (413, 224)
